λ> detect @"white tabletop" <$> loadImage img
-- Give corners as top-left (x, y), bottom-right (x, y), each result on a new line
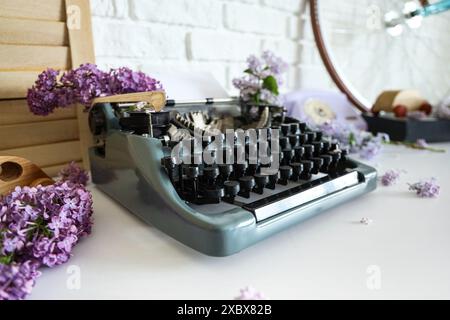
top-left (30, 143), bottom-right (450, 300)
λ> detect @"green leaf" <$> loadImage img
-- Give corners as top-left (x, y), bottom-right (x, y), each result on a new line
top-left (0, 254), bottom-right (14, 265)
top-left (262, 75), bottom-right (279, 95)
top-left (243, 69), bottom-right (254, 75)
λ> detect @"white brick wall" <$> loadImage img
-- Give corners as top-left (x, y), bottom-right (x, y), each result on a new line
top-left (90, 0), bottom-right (332, 93)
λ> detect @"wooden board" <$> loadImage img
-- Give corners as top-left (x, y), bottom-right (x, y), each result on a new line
top-left (0, 99), bottom-right (76, 125)
top-left (0, 71), bottom-right (44, 99)
top-left (0, 17), bottom-right (68, 46)
top-left (0, 0), bottom-right (65, 21)
top-left (0, 140), bottom-right (81, 167)
top-left (66, 0), bottom-right (96, 169)
top-left (0, 44), bottom-right (71, 71)
top-left (0, 119), bottom-right (79, 150)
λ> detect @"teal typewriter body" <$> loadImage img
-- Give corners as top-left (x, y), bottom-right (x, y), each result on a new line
top-left (89, 99), bottom-right (377, 256)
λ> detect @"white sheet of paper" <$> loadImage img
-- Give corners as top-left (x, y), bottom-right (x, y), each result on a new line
top-left (150, 71), bottom-right (229, 100)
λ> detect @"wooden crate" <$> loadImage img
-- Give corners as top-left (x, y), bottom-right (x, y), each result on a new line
top-left (0, 0), bottom-right (94, 175)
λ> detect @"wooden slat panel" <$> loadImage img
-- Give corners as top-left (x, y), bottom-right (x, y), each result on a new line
top-left (0, 0), bottom-right (65, 21)
top-left (0, 44), bottom-right (70, 71)
top-left (66, 0), bottom-right (96, 169)
top-left (0, 71), bottom-right (40, 99)
top-left (0, 99), bottom-right (76, 125)
top-left (42, 161), bottom-right (83, 178)
top-left (0, 119), bottom-right (79, 150)
top-left (0, 140), bottom-right (81, 167)
top-left (0, 17), bottom-right (68, 46)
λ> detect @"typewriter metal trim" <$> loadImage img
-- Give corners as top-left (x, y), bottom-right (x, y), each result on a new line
top-left (89, 99), bottom-right (377, 257)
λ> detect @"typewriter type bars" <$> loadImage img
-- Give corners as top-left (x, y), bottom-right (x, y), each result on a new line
top-left (88, 98), bottom-right (377, 256)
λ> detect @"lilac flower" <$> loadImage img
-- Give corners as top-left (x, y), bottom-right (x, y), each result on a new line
top-left (415, 139), bottom-right (428, 148)
top-left (26, 69), bottom-right (60, 115)
top-left (0, 182), bottom-right (93, 268)
top-left (27, 64), bottom-right (164, 116)
top-left (360, 217), bottom-right (373, 225)
top-left (109, 67), bottom-right (163, 94)
top-left (233, 51), bottom-right (287, 105)
top-left (235, 286), bottom-right (266, 300)
top-left (315, 120), bottom-right (388, 160)
top-left (408, 178), bottom-right (440, 198)
top-left (0, 260), bottom-right (41, 300)
top-left (262, 50), bottom-right (288, 75)
top-left (58, 161), bottom-right (89, 186)
top-left (380, 170), bottom-right (401, 186)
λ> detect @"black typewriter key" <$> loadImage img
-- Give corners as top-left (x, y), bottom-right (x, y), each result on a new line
top-left (290, 162), bottom-right (303, 182)
top-left (300, 160), bottom-right (313, 180)
top-left (265, 170), bottom-right (279, 189)
top-left (279, 136), bottom-right (290, 150)
top-left (202, 187), bottom-right (225, 204)
top-left (247, 160), bottom-right (260, 175)
top-left (311, 157), bottom-right (324, 174)
top-left (330, 150), bottom-right (341, 163)
top-left (234, 161), bottom-right (248, 179)
top-left (218, 164), bottom-right (233, 181)
top-left (298, 133), bottom-right (308, 145)
top-left (306, 131), bottom-right (316, 144)
top-left (288, 134), bottom-right (299, 148)
top-left (312, 141), bottom-right (323, 156)
top-left (253, 174), bottom-right (269, 194)
top-left (328, 151), bottom-right (341, 173)
top-left (299, 122), bottom-right (307, 132)
top-left (281, 123), bottom-right (290, 136)
top-left (182, 165), bottom-right (200, 200)
top-left (303, 144), bottom-right (315, 159)
top-left (319, 154), bottom-right (332, 172)
top-left (314, 131), bottom-right (323, 141)
top-left (204, 166), bottom-right (219, 180)
top-left (322, 140), bottom-right (330, 153)
top-left (238, 176), bottom-right (256, 198)
top-left (330, 142), bottom-right (339, 151)
top-left (223, 180), bottom-right (240, 202)
top-left (278, 165), bottom-right (292, 185)
top-left (293, 146), bottom-right (305, 162)
top-left (281, 148), bottom-right (294, 165)
top-left (289, 123), bottom-right (300, 135)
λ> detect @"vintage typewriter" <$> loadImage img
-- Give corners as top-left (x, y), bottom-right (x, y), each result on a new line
top-left (88, 96), bottom-right (377, 256)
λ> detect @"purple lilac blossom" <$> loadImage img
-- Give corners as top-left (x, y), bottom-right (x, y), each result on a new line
top-left (58, 161), bottom-right (89, 186)
top-left (408, 178), bottom-right (440, 198)
top-left (316, 120), bottom-right (388, 160)
top-left (416, 139), bottom-right (428, 148)
top-left (233, 51), bottom-right (287, 104)
top-left (0, 260), bottom-right (41, 300)
top-left (27, 64), bottom-right (164, 116)
top-left (235, 286), bottom-right (266, 300)
top-left (380, 170), bottom-right (401, 186)
top-left (0, 182), bottom-right (93, 267)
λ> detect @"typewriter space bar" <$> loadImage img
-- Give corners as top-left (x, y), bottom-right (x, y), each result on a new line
top-left (242, 171), bottom-right (360, 222)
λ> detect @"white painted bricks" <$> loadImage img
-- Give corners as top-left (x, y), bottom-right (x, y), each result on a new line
top-left (90, 0), bottom-right (334, 92)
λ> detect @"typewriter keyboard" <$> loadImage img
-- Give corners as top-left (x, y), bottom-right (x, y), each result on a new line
top-left (161, 118), bottom-right (353, 220)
